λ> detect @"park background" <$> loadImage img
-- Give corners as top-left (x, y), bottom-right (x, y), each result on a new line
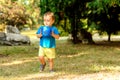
top-left (0, 0), bottom-right (120, 80)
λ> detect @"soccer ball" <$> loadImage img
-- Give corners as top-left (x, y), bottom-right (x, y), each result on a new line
top-left (42, 26), bottom-right (52, 37)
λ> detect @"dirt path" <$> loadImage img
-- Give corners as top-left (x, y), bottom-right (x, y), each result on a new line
top-left (20, 71), bottom-right (120, 80)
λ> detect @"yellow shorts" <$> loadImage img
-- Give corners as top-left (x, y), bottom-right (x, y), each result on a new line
top-left (38, 46), bottom-right (56, 59)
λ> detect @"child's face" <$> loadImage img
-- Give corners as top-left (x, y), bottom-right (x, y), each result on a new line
top-left (44, 15), bottom-right (54, 27)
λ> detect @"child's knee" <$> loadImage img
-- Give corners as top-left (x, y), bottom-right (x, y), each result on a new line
top-left (48, 59), bottom-right (53, 62)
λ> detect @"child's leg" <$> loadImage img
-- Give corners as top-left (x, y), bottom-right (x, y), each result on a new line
top-left (45, 48), bottom-right (55, 72)
top-left (38, 47), bottom-right (46, 71)
top-left (39, 56), bottom-right (46, 71)
top-left (48, 58), bottom-right (54, 70)
top-left (38, 46), bottom-right (46, 65)
top-left (39, 56), bottom-right (46, 65)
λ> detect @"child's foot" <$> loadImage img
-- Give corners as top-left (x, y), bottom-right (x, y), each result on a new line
top-left (40, 63), bottom-right (46, 72)
top-left (49, 69), bottom-right (55, 73)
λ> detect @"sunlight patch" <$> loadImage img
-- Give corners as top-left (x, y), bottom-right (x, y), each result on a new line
top-left (0, 57), bottom-right (38, 66)
top-left (23, 73), bottom-right (59, 80)
top-left (59, 52), bottom-right (88, 58)
top-left (116, 47), bottom-right (120, 51)
top-left (90, 64), bottom-right (120, 71)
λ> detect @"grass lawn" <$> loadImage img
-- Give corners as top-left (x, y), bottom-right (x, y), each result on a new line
top-left (0, 30), bottom-right (120, 80)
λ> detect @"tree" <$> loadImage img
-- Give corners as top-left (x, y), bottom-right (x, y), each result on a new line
top-left (40, 0), bottom-right (120, 43)
top-left (19, 0), bottom-right (40, 29)
top-left (87, 0), bottom-right (120, 41)
top-left (0, 0), bottom-right (29, 27)
top-left (0, 0), bottom-right (40, 30)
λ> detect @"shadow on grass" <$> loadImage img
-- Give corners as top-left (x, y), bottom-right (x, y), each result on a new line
top-left (94, 41), bottom-right (120, 47)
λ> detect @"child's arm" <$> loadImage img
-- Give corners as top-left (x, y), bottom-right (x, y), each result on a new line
top-left (51, 31), bottom-right (59, 39)
top-left (36, 33), bottom-right (42, 38)
top-left (36, 27), bottom-right (42, 38)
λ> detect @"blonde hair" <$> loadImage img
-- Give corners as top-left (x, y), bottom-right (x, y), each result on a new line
top-left (44, 12), bottom-right (55, 20)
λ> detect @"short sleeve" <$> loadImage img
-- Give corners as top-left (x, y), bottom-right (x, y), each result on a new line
top-left (52, 26), bottom-right (60, 35)
top-left (36, 26), bottom-right (43, 34)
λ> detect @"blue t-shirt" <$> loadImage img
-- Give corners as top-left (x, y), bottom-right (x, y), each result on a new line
top-left (36, 26), bottom-right (60, 48)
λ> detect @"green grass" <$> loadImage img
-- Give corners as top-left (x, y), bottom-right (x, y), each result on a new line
top-left (0, 39), bottom-right (120, 80)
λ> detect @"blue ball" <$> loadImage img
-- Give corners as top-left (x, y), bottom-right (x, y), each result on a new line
top-left (42, 26), bottom-right (52, 37)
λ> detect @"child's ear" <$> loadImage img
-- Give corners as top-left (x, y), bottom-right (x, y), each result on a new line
top-left (52, 19), bottom-right (55, 23)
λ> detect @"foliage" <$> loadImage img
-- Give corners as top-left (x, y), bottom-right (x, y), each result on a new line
top-left (40, 0), bottom-right (120, 42)
top-left (0, 0), bottom-right (40, 30)
top-left (0, 0), bottom-right (29, 26)
top-left (20, 0), bottom-right (40, 29)
top-left (0, 0), bottom-right (119, 41)
top-left (40, 0), bottom-right (94, 43)
top-left (87, 0), bottom-right (120, 41)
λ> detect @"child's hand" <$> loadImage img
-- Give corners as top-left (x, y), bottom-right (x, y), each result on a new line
top-left (37, 33), bottom-right (42, 38)
top-left (51, 31), bottom-right (59, 39)
top-left (37, 30), bottom-right (42, 38)
top-left (51, 31), bottom-right (55, 37)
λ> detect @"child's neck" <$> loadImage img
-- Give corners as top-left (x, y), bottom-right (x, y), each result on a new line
top-left (45, 25), bottom-right (52, 27)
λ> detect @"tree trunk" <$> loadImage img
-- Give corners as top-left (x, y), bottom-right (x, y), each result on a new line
top-left (78, 29), bottom-right (94, 44)
top-left (64, 17), bottom-right (67, 31)
top-left (108, 33), bottom-right (111, 42)
top-left (71, 12), bottom-right (78, 44)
